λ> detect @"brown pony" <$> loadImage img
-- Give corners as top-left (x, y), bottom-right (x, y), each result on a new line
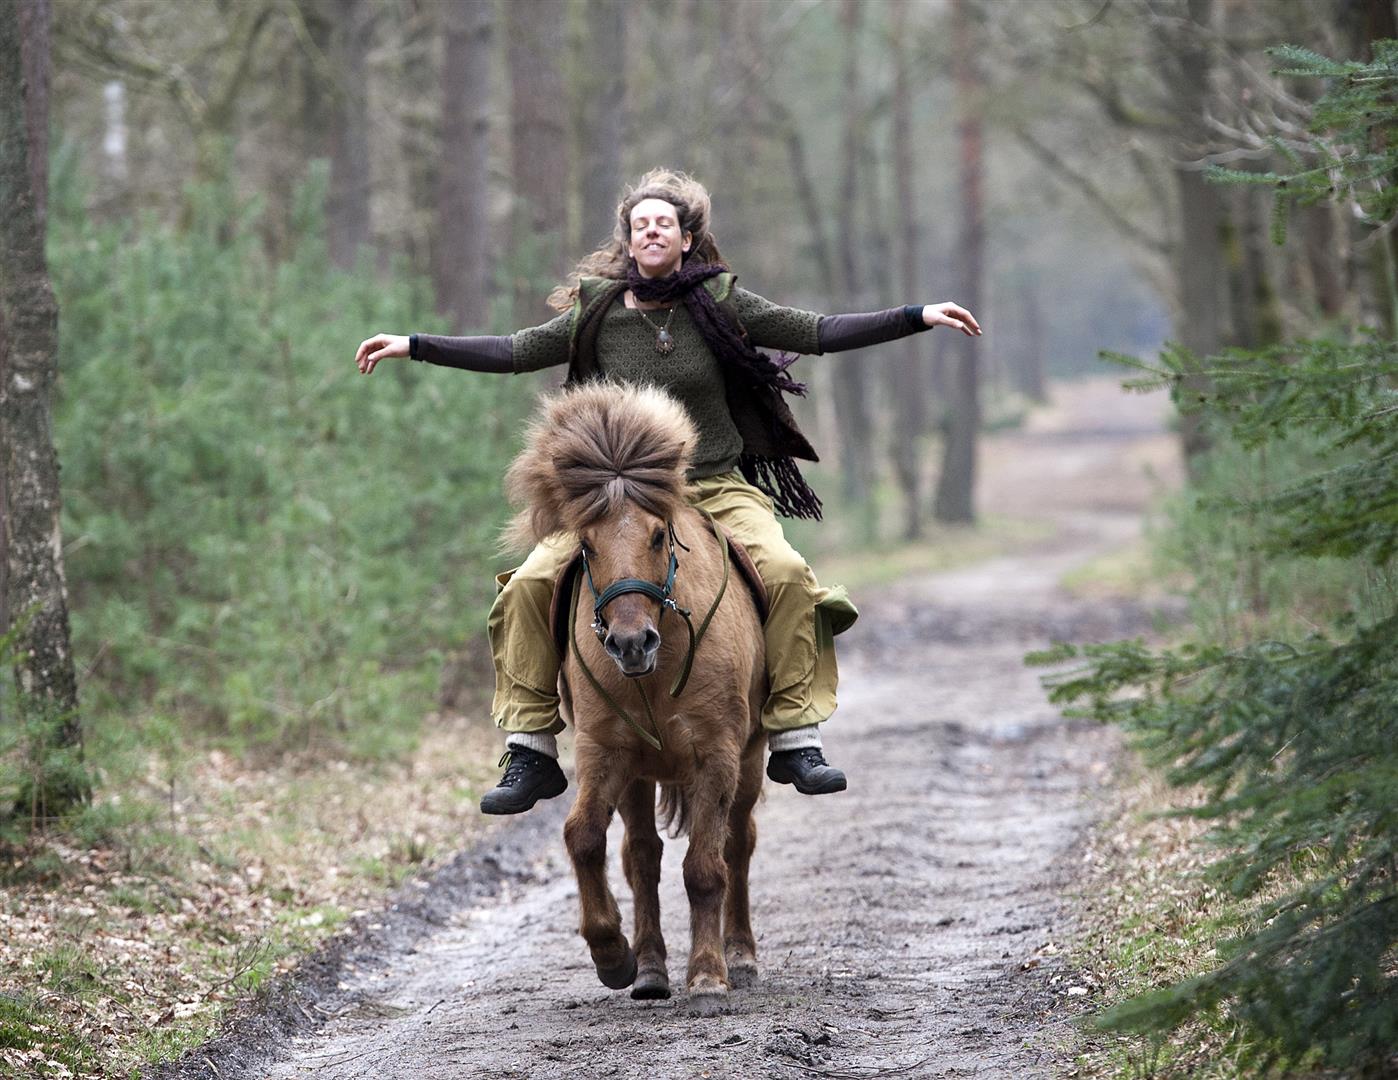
top-left (505, 381), bottom-right (767, 1013)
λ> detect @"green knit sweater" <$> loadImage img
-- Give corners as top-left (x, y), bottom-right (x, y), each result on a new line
top-left (513, 289), bottom-right (822, 478)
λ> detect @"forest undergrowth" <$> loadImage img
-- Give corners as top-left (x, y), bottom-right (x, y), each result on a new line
top-left (1043, 43), bottom-right (1398, 1080)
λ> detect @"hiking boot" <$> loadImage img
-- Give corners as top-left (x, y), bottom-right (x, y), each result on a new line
top-left (479, 746), bottom-right (568, 815)
top-left (765, 746), bottom-right (847, 795)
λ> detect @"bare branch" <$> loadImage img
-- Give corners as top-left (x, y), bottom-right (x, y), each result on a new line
top-left (1015, 126), bottom-right (1172, 256)
top-left (57, 4), bottom-right (207, 125)
top-left (204, 0), bottom-right (278, 127)
top-left (1060, 0), bottom-right (1114, 32)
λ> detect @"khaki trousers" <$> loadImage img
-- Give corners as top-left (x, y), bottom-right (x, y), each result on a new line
top-left (486, 471), bottom-right (858, 735)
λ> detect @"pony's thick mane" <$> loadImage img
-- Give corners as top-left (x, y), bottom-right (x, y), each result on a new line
top-left (505, 382), bottom-right (696, 548)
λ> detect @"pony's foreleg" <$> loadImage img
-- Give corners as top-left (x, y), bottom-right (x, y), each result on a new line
top-left (682, 762), bottom-right (739, 1013)
top-left (618, 779), bottom-right (669, 1000)
top-left (723, 741), bottom-right (765, 989)
top-left (563, 773), bottom-right (636, 990)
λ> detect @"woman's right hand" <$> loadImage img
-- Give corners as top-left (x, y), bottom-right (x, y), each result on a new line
top-left (354, 333), bottom-right (410, 374)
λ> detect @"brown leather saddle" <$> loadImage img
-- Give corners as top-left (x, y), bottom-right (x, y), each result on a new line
top-left (548, 518), bottom-right (769, 655)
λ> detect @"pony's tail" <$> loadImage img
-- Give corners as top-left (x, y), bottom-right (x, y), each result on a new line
top-left (657, 783), bottom-right (691, 838)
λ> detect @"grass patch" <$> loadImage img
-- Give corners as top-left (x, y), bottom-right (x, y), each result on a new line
top-left (805, 513), bottom-right (1056, 592)
top-left (1058, 534), bottom-right (1182, 602)
top-left (0, 715), bottom-right (503, 1077)
top-left (1067, 761), bottom-right (1311, 1078)
top-left (0, 991), bottom-right (103, 1078)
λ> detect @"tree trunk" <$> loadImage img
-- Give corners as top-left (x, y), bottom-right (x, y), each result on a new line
top-left (507, 5), bottom-right (570, 325)
top-left (932, 0), bottom-right (982, 526)
top-left (1299, 201), bottom-right (1346, 320)
top-left (326, 0), bottom-right (373, 270)
top-left (1337, 0), bottom-right (1398, 334)
top-left (888, 0), bottom-right (926, 539)
top-left (716, 0), bottom-right (771, 275)
top-left (1167, 0), bottom-right (1225, 474)
top-left (578, 0), bottom-right (626, 253)
top-left (831, 0), bottom-right (875, 516)
top-left (1225, 174), bottom-right (1283, 351)
top-left (396, 0), bottom-right (436, 278)
top-left (1014, 277), bottom-right (1047, 403)
top-left (435, 0), bottom-right (494, 329)
top-left (0, 0), bottom-right (87, 816)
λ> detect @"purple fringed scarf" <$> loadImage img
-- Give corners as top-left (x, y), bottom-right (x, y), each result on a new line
top-left (625, 261), bottom-right (823, 520)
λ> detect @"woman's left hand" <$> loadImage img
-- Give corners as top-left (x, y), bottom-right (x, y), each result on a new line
top-left (921, 303), bottom-right (981, 336)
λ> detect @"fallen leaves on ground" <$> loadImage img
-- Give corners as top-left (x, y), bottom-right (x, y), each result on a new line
top-left (0, 714), bottom-right (501, 1078)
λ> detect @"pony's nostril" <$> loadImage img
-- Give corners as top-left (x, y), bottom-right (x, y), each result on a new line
top-left (603, 633), bottom-right (624, 660)
top-left (641, 628), bottom-right (661, 655)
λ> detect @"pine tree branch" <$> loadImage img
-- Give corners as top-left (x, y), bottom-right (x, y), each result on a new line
top-left (1014, 127), bottom-right (1172, 256)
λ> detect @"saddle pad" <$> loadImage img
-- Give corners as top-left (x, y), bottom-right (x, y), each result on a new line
top-left (548, 521), bottom-right (770, 656)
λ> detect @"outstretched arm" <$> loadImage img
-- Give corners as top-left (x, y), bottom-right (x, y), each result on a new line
top-left (818, 303), bottom-right (979, 353)
top-left (734, 288), bottom-right (981, 355)
top-left (353, 311), bottom-right (572, 376)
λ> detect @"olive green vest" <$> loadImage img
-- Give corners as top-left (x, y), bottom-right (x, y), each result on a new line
top-left (564, 274), bottom-right (819, 468)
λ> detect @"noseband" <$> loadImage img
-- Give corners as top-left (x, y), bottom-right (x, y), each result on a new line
top-left (568, 511), bottom-right (731, 751)
top-left (580, 521), bottom-right (689, 645)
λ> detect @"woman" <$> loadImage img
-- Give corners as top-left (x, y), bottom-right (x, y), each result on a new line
top-left (354, 169), bottom-right (980, 815)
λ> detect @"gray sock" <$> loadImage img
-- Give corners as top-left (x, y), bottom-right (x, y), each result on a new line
top-left (767, 725), bottom-right (823, 752)
top-left (505, 731), bottom-right (559, 759)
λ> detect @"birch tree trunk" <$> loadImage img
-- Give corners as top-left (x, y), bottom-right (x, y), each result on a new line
top-left (436, 0), bottom-right (493, 329)
top-left (932, 0), bottom-right (982, 525)
top-left (0, 0), bottom-right (87, 815)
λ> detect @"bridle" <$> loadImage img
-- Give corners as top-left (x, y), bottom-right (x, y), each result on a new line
top-left (568, 509), bottom-right (730, 751)
top-left (581, 520), bottom-right (687, 647)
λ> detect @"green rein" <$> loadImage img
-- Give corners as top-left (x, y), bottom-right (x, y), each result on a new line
top-left (567, 509), bottom-right (731, 751)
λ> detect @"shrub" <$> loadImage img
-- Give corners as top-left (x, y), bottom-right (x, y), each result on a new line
top-left (1032, 44), bottom-right (1398, 1075)
top-left (46, 153), bottom-right (532, 759)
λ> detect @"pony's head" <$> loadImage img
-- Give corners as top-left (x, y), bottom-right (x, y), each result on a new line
top-left (505, 382), bottom-right (696, 677)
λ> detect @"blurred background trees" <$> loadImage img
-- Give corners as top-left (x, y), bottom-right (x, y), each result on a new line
top-left (0, 0), bottom-right (1371, 811)
top-left (6, 0), bottom-right (1396, 1067)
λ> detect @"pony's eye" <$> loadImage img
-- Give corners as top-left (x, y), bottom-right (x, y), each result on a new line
top-left (650, 529), bottom-right (665, 550)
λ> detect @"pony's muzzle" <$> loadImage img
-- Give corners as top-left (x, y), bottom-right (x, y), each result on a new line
top-left (604, 625), bottom-right (661, 677)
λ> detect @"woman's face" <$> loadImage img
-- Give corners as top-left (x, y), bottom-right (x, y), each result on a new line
top-left (627, 197), bottom-right (692, 278)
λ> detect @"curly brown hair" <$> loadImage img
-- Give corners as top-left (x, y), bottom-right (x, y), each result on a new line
top-left (546, 168), bottom-right (727, 312)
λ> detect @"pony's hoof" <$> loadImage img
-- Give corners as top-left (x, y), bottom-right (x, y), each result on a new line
top-left (727, 960), bottom-right (759, 989)
top-left (630, 966), bottom-right (671, 1000)
top-left (596, 947), bottom-right (638, 990)
top-left (686, 988), bottom-right (729, 1017)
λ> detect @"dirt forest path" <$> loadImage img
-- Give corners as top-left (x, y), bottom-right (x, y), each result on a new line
top-left (177, 379), bottom-right (1181, 1080)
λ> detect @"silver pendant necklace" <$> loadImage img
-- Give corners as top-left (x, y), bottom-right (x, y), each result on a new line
top-left (637, 305), bottom-right (677, 355)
